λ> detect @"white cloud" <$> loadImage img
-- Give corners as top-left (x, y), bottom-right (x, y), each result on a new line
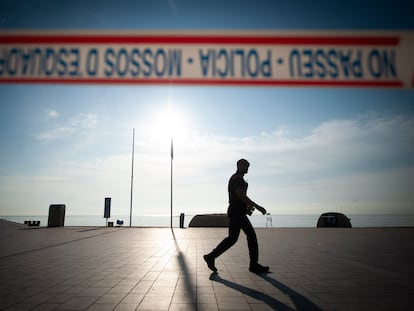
top-left (35, 113), bottom-right (98, 141)
top-left (47, 109), bottom-right (59, 119)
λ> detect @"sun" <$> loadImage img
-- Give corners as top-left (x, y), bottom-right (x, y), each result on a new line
top-left (143, 105), bottom-right (191, 143)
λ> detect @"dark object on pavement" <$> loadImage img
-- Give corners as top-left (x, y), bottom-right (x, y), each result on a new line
top-left (189, 214), bottom-right (229, 227)
top-left (48, 204), bottom-right (66, 227)
top-left (317, 212), bottom-right (352, 228)
top-left (25, 220), bottom-right (40, 227)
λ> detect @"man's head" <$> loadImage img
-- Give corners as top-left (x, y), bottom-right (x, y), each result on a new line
top-left (237, 158), bottom-right (250, 174)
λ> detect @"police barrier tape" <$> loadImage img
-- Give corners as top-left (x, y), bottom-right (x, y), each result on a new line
top-left (0, 31), bottom-right (413, 87)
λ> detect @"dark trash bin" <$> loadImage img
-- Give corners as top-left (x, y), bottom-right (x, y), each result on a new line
top-left (48, 204), bottom-right (66, 227)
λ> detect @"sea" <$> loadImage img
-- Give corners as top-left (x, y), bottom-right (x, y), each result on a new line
top-left (1, 214), bottom-right (414, 228)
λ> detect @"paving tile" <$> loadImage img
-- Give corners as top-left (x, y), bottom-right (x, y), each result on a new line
top-left (217, 301), bottom-right (251, 310)
top-left (114, 302), bottom-right (140, 311)
top-left (43, 285), bottom-right (73, 294)
top-left (4, 303), bottom-right (36, 311)
top-left (249, 303), bottom-right (277, 311)
top-left (111, 284), bottom-right (137, 294)
top-left (197, 294), bottom-right (216, 304)
top-left (130, 285), bottom-right (151, 294)
top-left (197, 286), bottom-right (215, 295)
top-left (146, 286), bottom-right (175, 297)
top-left (197, 303), bottom-right (219, 311)
top-left (46, 293), bottom-right (73, 304)
top-left (31, 303), bottom-right (61, 311)
top-left (86, 302), bottom-right (118, 310)
top-left (95, 293), bottom-right (127, 304)
top-left (121, 293), bottom-right (145, 304)
top-left (171, 293), bottom-right (196, 304)
top-left (78, 286), bottom-right (111, 297)
top-left (64, 286), bottom-right (89, 295)
top-left (168, 303), bottom-right (196, 311)
top-left (20, 293), bottom-right (55, 304)
top-left (136, 295), bottom-right (172, 310)
top-left (57, 296), bottom-right (97, 310)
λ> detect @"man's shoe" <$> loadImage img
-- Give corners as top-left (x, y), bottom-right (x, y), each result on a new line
top-left (203, 254), bottom-right (217, 273)
top-left (249, 263), bottom-right (269, 274)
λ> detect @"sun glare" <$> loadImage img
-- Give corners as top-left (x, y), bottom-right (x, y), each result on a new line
top-left (143, 105), bottom-right (191, 143)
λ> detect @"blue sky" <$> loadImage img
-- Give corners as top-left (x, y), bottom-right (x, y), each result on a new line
top-left (1, 0), bottom-right (414, 220)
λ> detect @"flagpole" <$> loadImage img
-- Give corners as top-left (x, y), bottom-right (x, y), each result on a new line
top-left (170, 135), bottom-right (173, 228)
top-left (130, 128), bottom-right (135, 227)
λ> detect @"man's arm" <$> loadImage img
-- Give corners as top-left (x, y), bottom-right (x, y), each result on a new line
top-left (235, 188), bottom-right (267, 215)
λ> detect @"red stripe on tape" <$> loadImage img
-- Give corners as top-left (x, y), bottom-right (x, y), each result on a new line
top-left (0, 78), bottom-right (403, 87)
top-left (0, 35), bottom-right (400, 46)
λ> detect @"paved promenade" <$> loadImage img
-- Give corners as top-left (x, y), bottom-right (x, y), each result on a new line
top-left (0, 219), bottom-right (413, 311)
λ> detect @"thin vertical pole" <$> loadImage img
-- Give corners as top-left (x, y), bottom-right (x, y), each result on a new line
top-left (170, 135), bottom-right (173, 228)
top-left (130, 128), bottom-right (135, 227)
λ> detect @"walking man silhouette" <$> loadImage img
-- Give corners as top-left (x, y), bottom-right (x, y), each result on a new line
top-left (204, 159), bottom-right (269, 274)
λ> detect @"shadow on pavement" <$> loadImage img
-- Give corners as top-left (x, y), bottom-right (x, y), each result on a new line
top-left (259, 274), bottom-right (323, 311)
top-left (210, 272), bottom-right (322, 311)
top-left (171, 228), bottom-right (196, 301)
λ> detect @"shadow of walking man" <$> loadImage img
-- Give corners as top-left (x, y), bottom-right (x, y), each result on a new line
top-left (259, 274), bottom-right (323, 311)
top-left (210, 273), bottom-right (322, 311)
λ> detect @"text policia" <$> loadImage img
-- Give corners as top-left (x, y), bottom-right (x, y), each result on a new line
top-left (0, 46), bottom-right (398, 80)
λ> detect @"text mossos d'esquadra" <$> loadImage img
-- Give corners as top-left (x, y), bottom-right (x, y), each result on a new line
top-left (0, 46), bottom-right (398, 80)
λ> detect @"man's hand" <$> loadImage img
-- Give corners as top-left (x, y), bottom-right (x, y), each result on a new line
top-left (257, 206), bottom-right (267, 215)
